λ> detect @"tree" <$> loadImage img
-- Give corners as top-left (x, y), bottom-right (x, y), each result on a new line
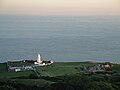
top-left (86, 81), bottom-right (115, 90)
top-left (0, 85), bottom-right (16, 90)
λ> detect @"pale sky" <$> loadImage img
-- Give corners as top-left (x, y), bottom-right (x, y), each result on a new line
top-left (0, 0), bottom-right (120, 16)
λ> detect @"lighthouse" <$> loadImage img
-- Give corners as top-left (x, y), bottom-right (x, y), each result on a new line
top-left (37, 53), bottom-right (42, 63)
top-left (34, 52), bottom-right (54, 66)
top-left (34, 53), bottom-right (43, 64)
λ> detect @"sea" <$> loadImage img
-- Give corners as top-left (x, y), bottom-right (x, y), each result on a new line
top-left (0, 15), bottom-right (120, 63)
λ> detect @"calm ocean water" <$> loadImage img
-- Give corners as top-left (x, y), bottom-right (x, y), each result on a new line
top-left (0, 16), bottom-right (120, 63)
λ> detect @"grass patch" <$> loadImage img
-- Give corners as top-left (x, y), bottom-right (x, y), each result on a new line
top-left (0, 63), bottom-right (7, 72)
top-left (36, 62), bottom-right (97, 77)
top-left (112, 64), bottom-right (120, 73)
top-left (13, 79), bottom-right (52, 87)
top-left (0, 71), bottom-right (33, 78)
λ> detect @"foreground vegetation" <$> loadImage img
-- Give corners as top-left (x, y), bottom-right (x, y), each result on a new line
top-left (0, 62), bottom-right (120, 90)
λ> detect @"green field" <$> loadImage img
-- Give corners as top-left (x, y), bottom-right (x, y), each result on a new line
top-left (0, 71), bottom-right (33, 78)
top-left (112, 64), bottom-right (120, 73)
top-left (0, 62), bottom-right (120, 78)
top-left (0, 62), bottom-right (120, 90)
top-left (0, 62), bottom-right (98, 78)
top-left (36, 62), bottom-right (97, 77)
top-left (0, 63), bottom-right (7, 72)
top-left (13, 79), bottom-right (52, 87)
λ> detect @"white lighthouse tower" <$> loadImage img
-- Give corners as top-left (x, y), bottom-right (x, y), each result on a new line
top-left (34, 51), bottom-right (54, 66)
top-left (34, 53), bottom-right (43, 65)
top-left (37, 53), bottom-right (42, 63)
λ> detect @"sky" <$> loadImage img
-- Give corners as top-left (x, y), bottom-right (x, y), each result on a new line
top-left (0, 0), bottom-right (120, 16)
